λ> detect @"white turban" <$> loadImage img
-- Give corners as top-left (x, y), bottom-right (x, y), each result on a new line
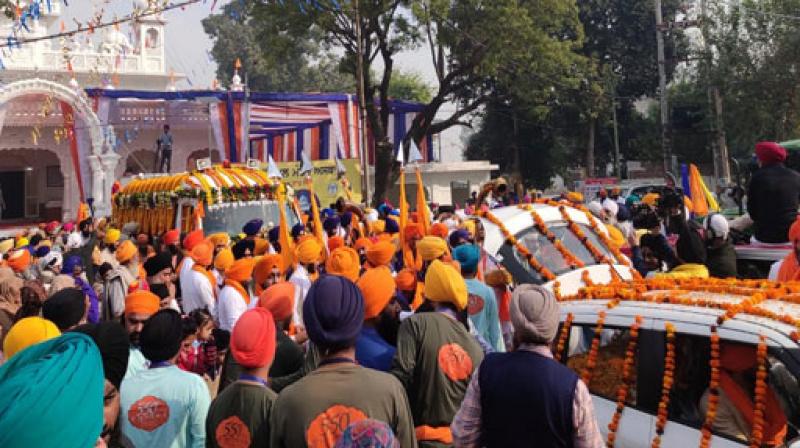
top-left (41, 251), bottom-right (63, 271)
top-left (602, 198), bottom-right (619, 219)
top-left (65, 233), bottom-right (83, 250)
top-left (705, 214), bottom-right (730, 240)
top-left (587, 201), bottom-right (604, 219)
top-left (510, 284), bottom-right (560, 344)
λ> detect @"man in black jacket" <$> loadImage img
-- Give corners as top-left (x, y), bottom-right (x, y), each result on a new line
top-left (748, 141), bottom-right (800, 243)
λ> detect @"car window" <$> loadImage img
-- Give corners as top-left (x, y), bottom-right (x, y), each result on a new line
top-left (203, 202), bottom-right (297, 234)
top-left (510, 222), bottom-right (615, 277)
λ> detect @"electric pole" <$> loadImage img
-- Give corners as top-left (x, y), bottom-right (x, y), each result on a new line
top-left (654, 0), bottom-right (671, 175)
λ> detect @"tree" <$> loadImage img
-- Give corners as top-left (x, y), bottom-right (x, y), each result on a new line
top-left (202, 1), bottom-right (354, 92)
top-left (388, 71), bottom-right (432, 103)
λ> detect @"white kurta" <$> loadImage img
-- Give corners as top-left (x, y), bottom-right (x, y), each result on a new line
top-left (182, 267), bottom-right (215, 317)
top-left (178, 257), bottom-right (196, 308)
top-left (289, 264), bottom-right (312, 326)
top-left (216, 285), bottom-right (249, 332)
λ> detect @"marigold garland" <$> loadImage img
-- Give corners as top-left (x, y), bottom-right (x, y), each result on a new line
top-left (582, 269), bottom-right (595, 287)
top-left (477, 209), bottom-right (555, 280)
top-left (581, 310), bottom-right (607, 386)
top-left (519, 205), bottom-right (585, 269)
top-left (750, 334), bottom-right (769, 448)
top-left (553, 281), bottom-right (562, 301)
top-left (554, 312), bottom-right (574, 362)
top-left (699, 326), bottom-right (721, 448)
top-left (651, 322), bottom-right (676, 448)
top-left (558, 205), bottom-right (613, 265)
top-left (606, 315), bottom-right (643, 447)
top-left (584, 211), bottom-right (631, 266)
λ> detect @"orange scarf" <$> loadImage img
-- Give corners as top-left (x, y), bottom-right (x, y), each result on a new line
top-left (224, 279), bottom-right (251, 305)
top-left (777, 252), bottom-right (800, 282)
top-left (719, 372), bottom-right (787, 446)
top-left (192, 264), bottom-right (218, 299)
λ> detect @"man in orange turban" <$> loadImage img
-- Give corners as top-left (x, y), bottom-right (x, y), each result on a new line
top-left (354, 237), bottom-right (372, 265)
top-left (254, 254), bottom-right (284, 296)
top-left (772, 217), bottom-right (800, 281)
top-left (431, 222), bottom-right (449, 239)
top-left (213, 247), bottom-right (234, 290)
top-left (256, 281), bottom-right (304, 379)
top-left (123, 290), bottom-right (160, 377)
top-left (104, 240), bottom-right (143, 321)
top-left (328, 235), bottom-right (345, 252)
top-left (366, 240), bottom-right (396, 270)
top-left (182, 241), bottom-right (216, 317)
top-left (218, 258), bottom-right (256, 331)
top-left (7, 249), bottom-right (30, 275)
top-left (289, 237), bottom-right (323, 325)
top-left (355, 268), bottom-right (400, 372)
top-left (326, 247), bottom-right (361, 282)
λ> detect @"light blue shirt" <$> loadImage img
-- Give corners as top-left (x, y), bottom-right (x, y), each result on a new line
top-left (465, 278), bottom-right (505, 353)
top-left (125, 347), bottom-right (148, 380)
top-left (120, 364), bottom-right (210, 448)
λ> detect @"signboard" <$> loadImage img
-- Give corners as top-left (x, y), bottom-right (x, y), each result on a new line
top-left (273, 159), bottom-right (363, 207)
top-left (576, 177), bottom-right (618, 202)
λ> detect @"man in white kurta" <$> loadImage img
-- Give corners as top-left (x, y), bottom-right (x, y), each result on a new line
top-left (216, 258), bottom-right (256, 331)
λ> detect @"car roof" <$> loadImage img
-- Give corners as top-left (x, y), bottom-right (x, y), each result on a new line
top-left (557, 280), bottom-right (800, 350)
top-left (477, 203), bottom-right (607, 257)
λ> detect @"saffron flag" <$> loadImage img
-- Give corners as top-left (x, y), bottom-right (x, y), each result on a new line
top-left (305, 176), bottom-right (327, 258)
top-left (278, 188), bottom-right (295, 269)
top-left (415, 167), bottom-right (431, 235)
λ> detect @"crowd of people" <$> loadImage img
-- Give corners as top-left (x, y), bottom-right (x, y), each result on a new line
top-left (0, 196), bottom-right (604, 447)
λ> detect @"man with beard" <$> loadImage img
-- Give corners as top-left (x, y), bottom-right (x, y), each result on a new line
top-left (66, 218), bottom-right (97, 283)
top-left (658, 189), bottom-right (706, 266)
top-left (100, 228), bottom-right (121, 269)
top-left (253, 254), bottom-right (284, 297)
top-left (355, 267), bottom-right (401, 371)
top-left (217, 258), bottom-right (256, 332)
top-left (122, 290), bottom-right (160, 378)
top-left (145, 252), bottom-right (178, 311)
top-left (453, 244), bottom-right (504, 352)
top-left (104, 241), bottom-right (143, 320)
top-left (748, 141), bottom-right (800, 243)
top-left (72, 321), bottom-right (130, 445)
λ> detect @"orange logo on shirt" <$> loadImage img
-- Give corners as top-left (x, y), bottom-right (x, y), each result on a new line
top-left (128, 395), bottom-right (169, 432)
top-left (438, 343), bottom-right (473, 382)
top-left (306, 404), bottom-right (368, 448)
top-left (215, 415), bottom-right (251, 448)
top-left (467, 293), bottom-right (485, 315)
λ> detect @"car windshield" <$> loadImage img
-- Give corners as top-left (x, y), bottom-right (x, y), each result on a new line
top-left (510, 221), bottom-right (615, 277)
top-left (202, 202), bottom-right (297, 235)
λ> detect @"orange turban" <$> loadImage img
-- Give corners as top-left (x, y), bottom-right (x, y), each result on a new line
top-left (163, 229), bottom-right (180, 245)
top-left (191, 241), bottom-right (214, 267)
top-left (115, 240), bottom-right (137, 264)
top-left (207, 233), bottom-right (230, 247)
top-left (404, 224), bottom-right (424, 241)
top-left (354, 238), bottom-right (373, 252)
top-left (395, 268), bottom-right (417, 292)
top-left (789, 217), bottom-right (800, 242)
top-left (366, 241), bottom-right (396, 267)
top-left (357, 267), bottom-right (396, 319)
top-left (328, 236), bottom-right (345, 252)
top-left (258, 281), bottom-right (296, 322)
top-left (214, 248), bottom-right (234, 271)
top-left (7, 249), bottom-right (31, 273)
top-left (182, 230), bottom-right (204, 252)
top-left (485, 269), bottom-right (512, 288)
top-left (254, 254), bottom-right (283, 282)
top-left (125, 290), bottom-right (160, 316)
top-left (225, 258), bottom-right (256, 283)
top-left (431, 223), bottom-right (448, 239)
top-left (296, 237), bottom-right (323, 265)
top-left (254, 238), bottom-right (270, 256)
top-left (369, 220), bottom-right (386, 235)
top-left (230, 308), bottom-right (277, 369)
top-left (326, 247), bottom-right (361, 282)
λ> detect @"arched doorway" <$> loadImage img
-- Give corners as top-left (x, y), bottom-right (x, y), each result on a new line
top-left (0, 148), bottom-right (64, 222)
top-left (0, 79), bottom-right (117, 220)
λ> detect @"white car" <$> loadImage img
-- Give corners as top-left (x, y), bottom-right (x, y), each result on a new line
top-left (478, 205), bottom-right (800, 447)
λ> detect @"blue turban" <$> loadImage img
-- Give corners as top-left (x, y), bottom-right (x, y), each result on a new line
top-left (322, 208), bottom-right (335, 218)
top-left (0, 333), bottom-right (104, 448)
top-left (35, 246), bottom-right (51, 258)
top-left (303, 275), bottom-right (364, 350)
top-left (61, 255), bottom-right (83, 274)
top-left (268, 227), bottom-right (280, 243)
top-left (377, 204), bottom-right (392, 216)
top-left (242, 219), bottom-right (263, 236)
top-left (389, 209), bottom-right (400, 216)
top-left (341, 211), bottom-right (353, 228)
top-left (449, 229), bottom-right (471, 248)
top-left (291, 223), bottom-right (305, 238)
top-left (232, 239), bottom-right (256, 260)
top-left (384, 218), bottom-right (399, 234)
top-left (616, 204), bottom-right (632, 222)
top-left (323, 216), bottom-right (341, 232)
top-left (453, 244), bottom-right (481, 274)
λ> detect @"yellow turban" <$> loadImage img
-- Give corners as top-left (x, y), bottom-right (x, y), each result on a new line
top-left (295, 237), bottom-right (323, 265)
top-left (366, 241), bottom-right (396, 268)
top-left (104, 228), bottom-right (121, 245)
top-left (642, 193), bottom-right (660, 206)
top-left (357, 267), bottom-right (396, 319)
top-left (15, 238), bottom-right (29, 249)
top-left (566, 191), bottom-right (584, 203)
top-left (485, 268), bottom-right (512, 288)
top-left (606, 225), bottom-right (626, 249)
top-left (326, 247), bottom-right (361, 282)
top-left (418, 236), bottom-right (448, 262)
top-left (462, 220), bottom-right (476, 238)
top-left (225, 258), bottom-right (256, 283)
top-left (115, 240), bottom-right (137, 264)
top-left (208, 233), bottom-right (230, 247)
top-left (424, 260), bottom-right (468, 310)
top-left (369, 220), bottom-right (386, 235)
top-left (0, 239), bottom-right (12, 255)
top-left (3, 317), bottom-right (61, 359)
top-left (214, 248), bottom-right (235, 271)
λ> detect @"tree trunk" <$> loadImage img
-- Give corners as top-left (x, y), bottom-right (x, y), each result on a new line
top-left (586, 117), bottom-right (596, 178)
top-left (371, 140), bottom-right (395, 206)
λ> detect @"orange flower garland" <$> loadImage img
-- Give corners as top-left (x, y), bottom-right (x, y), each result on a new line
top-left (699, 326), bottom-right (721, 448)
top-left (584, 211), bottom-right (631, 266)
top-left (519, 205), bottom-right (585, 269)
top-left (477, 209), bottom-right (555, 280)
top-left (553, 281), bottom-right (562, 301)
top-left (554, 312), bottom-right (574, 362)
top-left (581, 310), bottom-right (607, 386)
top-left (558, 206), bottom-right (613, 265)
top-left (582, 270), bottom-right (595, 287)
top-left (606, 315), bottom-right (643, 447)
top-left (651, 322), bottom-right (676, 448)
top-left (750, 334), bottom-right (768, 448)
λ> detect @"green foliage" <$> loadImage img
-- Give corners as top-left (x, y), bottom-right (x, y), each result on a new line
top-left (387, 71), bottom-right (432, 103)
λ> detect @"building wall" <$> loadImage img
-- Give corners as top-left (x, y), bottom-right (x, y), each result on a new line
top-left (383, 162), bottom-right (497, 207)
